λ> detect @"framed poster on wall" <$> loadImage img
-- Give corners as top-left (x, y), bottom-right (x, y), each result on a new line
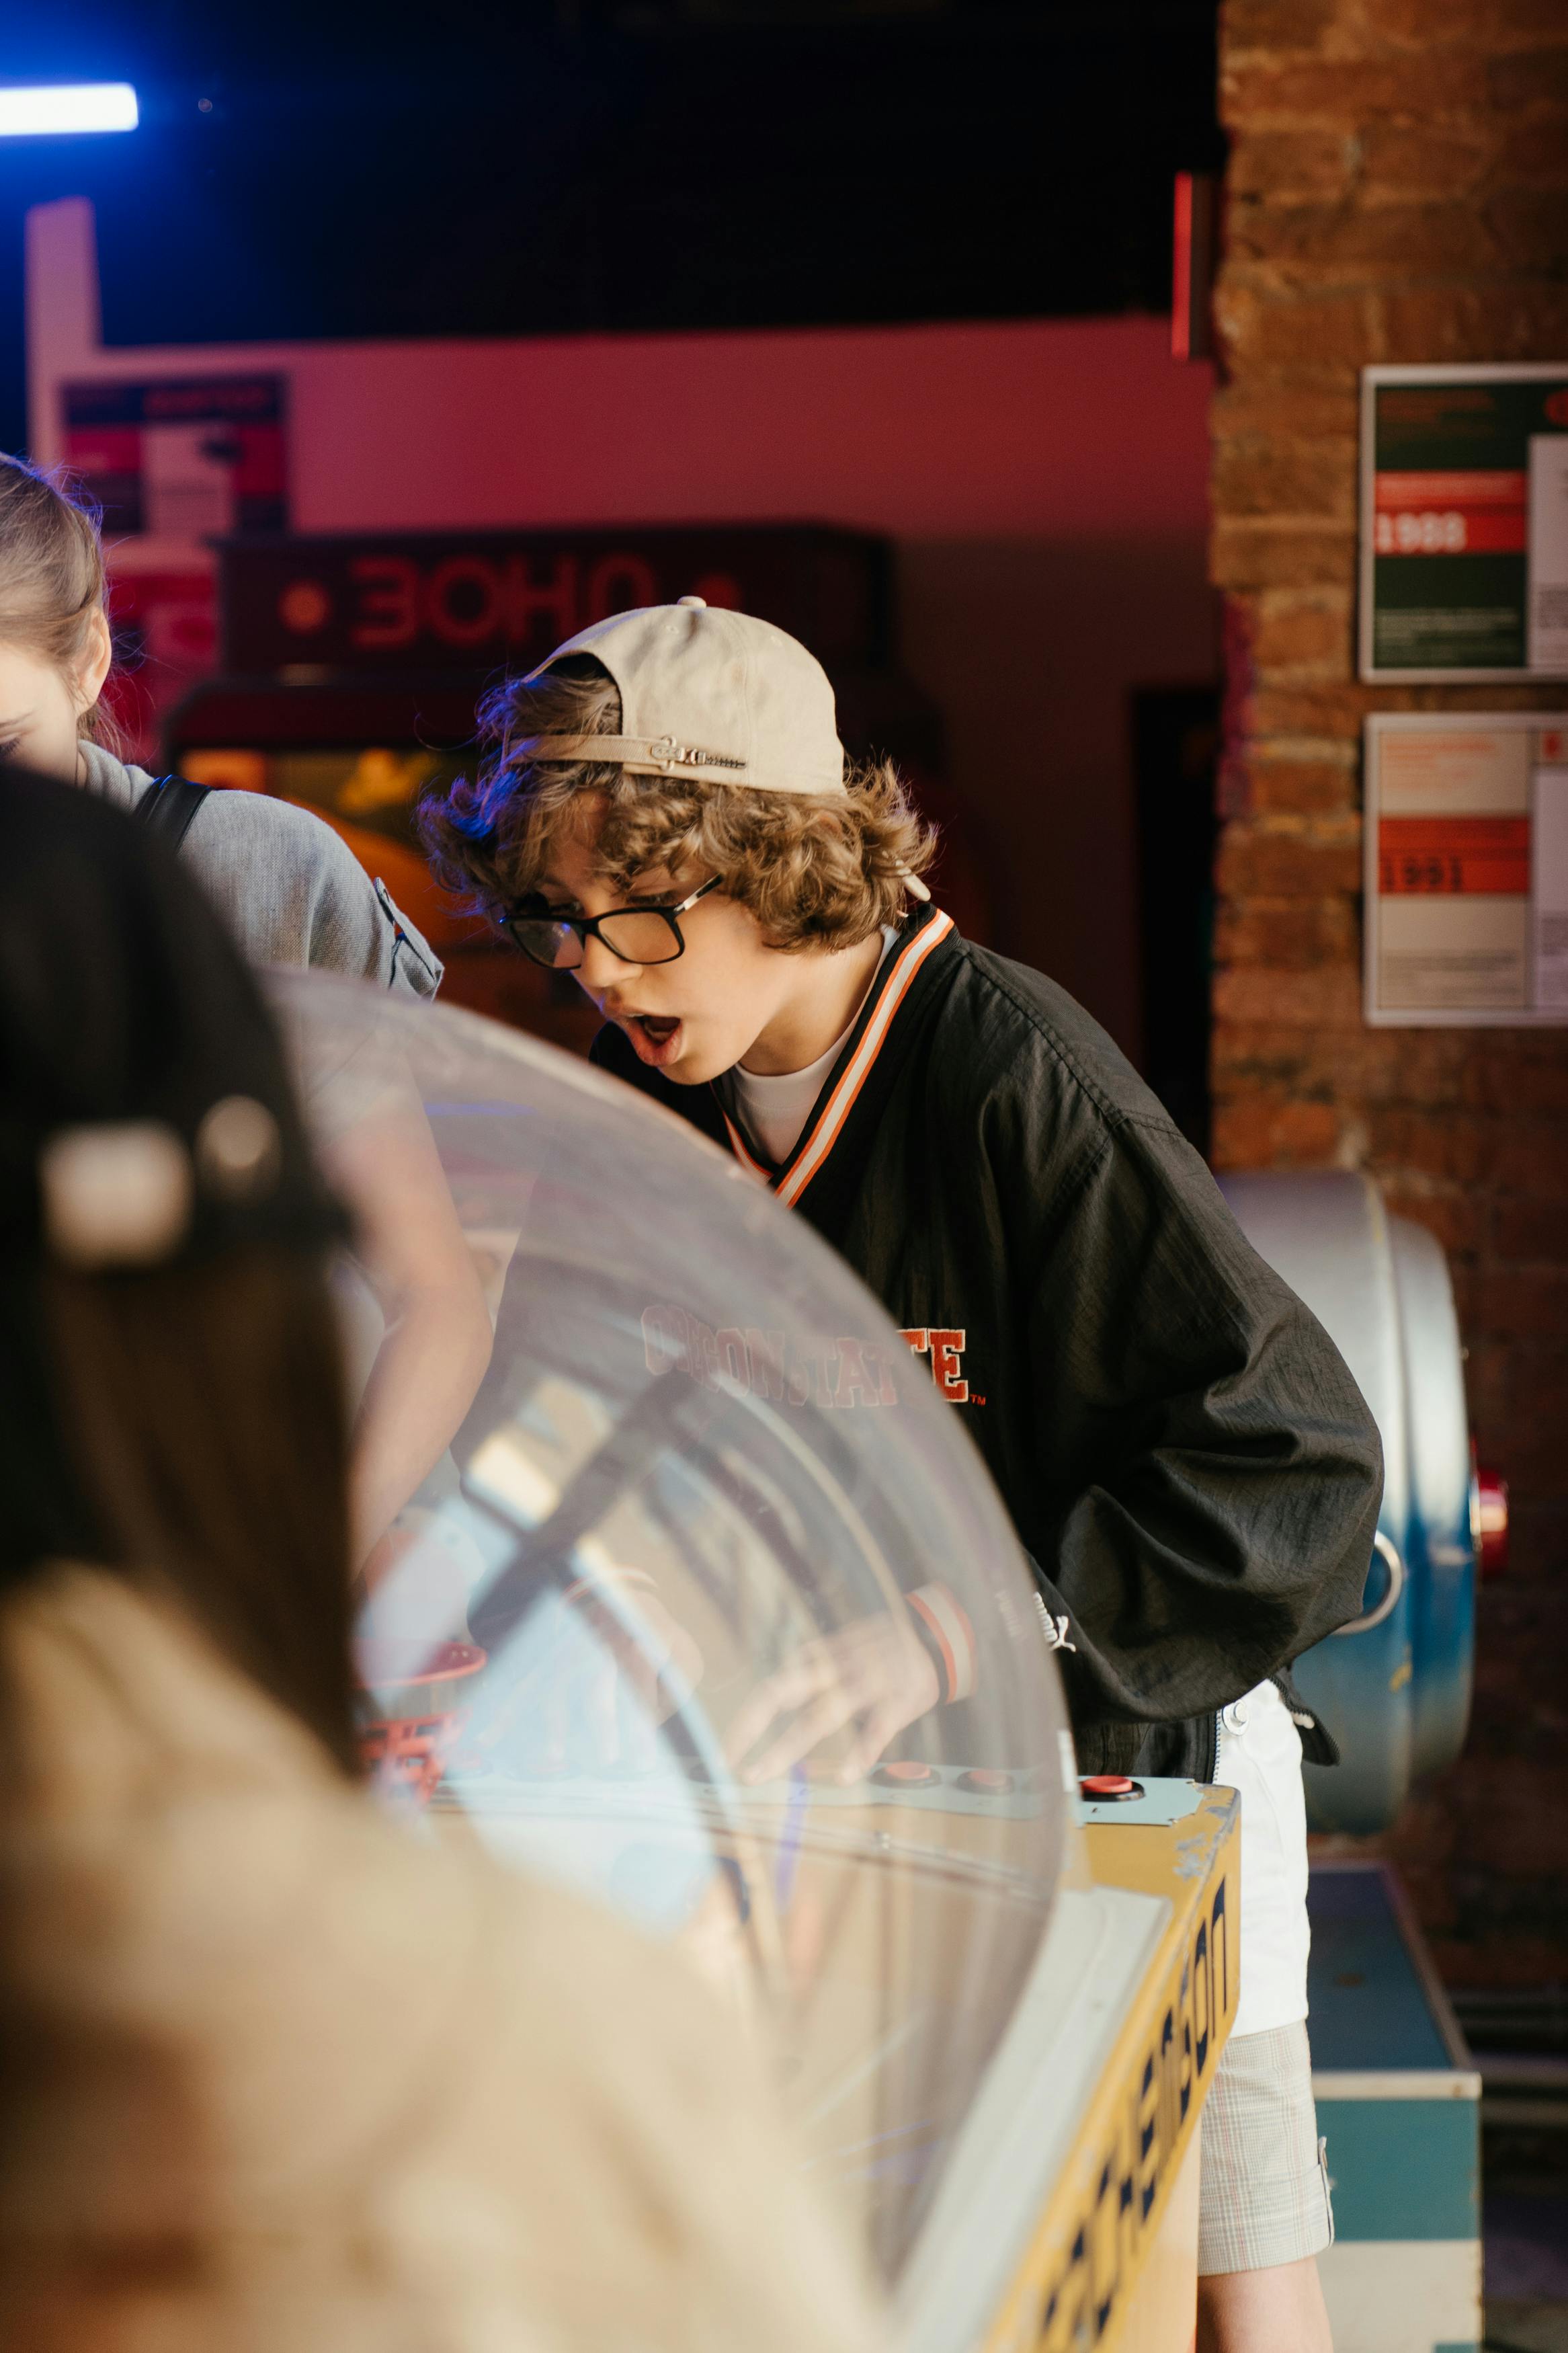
top-left (1364, 713), bottom-right (1568, 1026)
top-left (1360, 363), bottom-right (1568, 681)
top-left (63, 374), bottom-right (288, 541)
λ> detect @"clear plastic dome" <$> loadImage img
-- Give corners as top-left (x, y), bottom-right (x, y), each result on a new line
top-left (271, 969), bottom-right (1075, 2277)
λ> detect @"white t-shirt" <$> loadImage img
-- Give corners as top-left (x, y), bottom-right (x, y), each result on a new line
top-left (730, 1034), bottom-right (850, 1168)
top-left (727, 930), bottom-right (897, 1166)
top-left (1213, 1677), bottom-right (1311, 2038)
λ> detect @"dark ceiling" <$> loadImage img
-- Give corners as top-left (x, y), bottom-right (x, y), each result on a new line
top-left (1, 0), bottom-right (1222, 454)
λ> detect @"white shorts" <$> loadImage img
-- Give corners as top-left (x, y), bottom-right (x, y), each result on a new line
top-left (1198, 2022), bottom-right (1334, 2273)
top-left (1211, 1676), bottom-right (1310, 2038)
top-left (1196, 1679), bottom-right (1323, 2275)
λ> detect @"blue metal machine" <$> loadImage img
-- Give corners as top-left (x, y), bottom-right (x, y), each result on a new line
top-left (1219, 1171), bottom-right (1484, 1837)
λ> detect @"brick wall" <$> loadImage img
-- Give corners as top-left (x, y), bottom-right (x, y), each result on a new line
top-left (1210, 0), bottom-right (1568, 1985)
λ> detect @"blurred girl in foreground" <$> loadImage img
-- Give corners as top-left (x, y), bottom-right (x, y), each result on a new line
top-left (0, 769), bottom-right (880, 2353)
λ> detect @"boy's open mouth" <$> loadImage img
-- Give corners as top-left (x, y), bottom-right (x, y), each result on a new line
top-left (622, 1012), bottom-right (684, 1068)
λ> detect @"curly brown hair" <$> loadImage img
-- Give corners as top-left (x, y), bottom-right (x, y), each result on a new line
top-left (418, 657), bottom-right (936, 953)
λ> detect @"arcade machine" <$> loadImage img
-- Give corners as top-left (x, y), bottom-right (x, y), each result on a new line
top-left (280, 965), bottom-right (1237, 2353)
top-left (167, 525), bottom-right (989, 1051)
top-left (272, 969), bottom-right (1497, 2353)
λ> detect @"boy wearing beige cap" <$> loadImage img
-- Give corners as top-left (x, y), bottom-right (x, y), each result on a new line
top-left (422, 599), bottom-right (1378, 2351)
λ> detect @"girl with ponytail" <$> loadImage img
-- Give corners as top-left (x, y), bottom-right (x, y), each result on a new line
top-left (0, 452), bottom-right (440, 994)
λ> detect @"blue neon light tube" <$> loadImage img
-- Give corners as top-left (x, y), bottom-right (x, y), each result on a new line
top-left (0, 84), bottom-right (139, 137)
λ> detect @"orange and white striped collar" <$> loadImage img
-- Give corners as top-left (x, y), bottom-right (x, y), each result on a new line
top-left (717, 904), bottom-right (954, 1209)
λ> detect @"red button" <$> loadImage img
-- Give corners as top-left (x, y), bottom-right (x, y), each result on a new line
top-left (874, 1760), bottom-right (937, 1785)
top-left (1080, 1774), bottom-right (1139, 1798)
top-left (958, 1769), bottom-right (1013, 1793)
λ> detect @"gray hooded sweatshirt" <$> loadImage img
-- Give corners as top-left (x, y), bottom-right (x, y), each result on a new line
top-left (80, 742), bottom-right (442, 998)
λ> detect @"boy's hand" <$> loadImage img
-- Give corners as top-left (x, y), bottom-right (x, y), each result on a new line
top-left (725, 1612), bottom-right (941, 1786)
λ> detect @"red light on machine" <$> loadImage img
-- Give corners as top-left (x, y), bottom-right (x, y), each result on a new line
top-left (1474, 1465), bottom-right (1510, 1579)
top-left (1171, 171), bottom-right (1219, 363)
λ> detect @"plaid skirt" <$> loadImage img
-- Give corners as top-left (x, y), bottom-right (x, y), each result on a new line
top-left (1197, 2021), bottom-right (1335, 2274)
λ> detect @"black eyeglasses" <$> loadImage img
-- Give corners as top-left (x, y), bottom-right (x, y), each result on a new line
top-left (498, 876), bottom-right (722, 971)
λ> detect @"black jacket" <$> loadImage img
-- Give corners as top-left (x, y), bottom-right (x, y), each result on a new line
top-left (591, 904), bottom-right (1383, 1777)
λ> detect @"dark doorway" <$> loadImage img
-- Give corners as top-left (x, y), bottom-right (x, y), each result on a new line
top-left (1132, 685), bottom-right (1220, 1156)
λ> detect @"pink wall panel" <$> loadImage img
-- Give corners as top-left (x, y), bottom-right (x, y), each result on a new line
top-left (288, 317), bottom-right (1210, 542)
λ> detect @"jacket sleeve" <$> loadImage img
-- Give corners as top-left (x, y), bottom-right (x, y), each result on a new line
top-left (1007, 1109), bottom-right (1383, 1732)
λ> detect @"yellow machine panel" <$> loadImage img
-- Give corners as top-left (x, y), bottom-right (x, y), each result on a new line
top-left (987, 1790), bottom-right (1239, 2353)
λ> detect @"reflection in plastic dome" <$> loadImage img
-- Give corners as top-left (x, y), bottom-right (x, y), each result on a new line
top-left (272, 970), bottom-right (1075, 2278)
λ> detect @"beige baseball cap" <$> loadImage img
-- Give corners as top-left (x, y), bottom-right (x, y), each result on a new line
top-left (527, 597), bottom-right (846, 795)
top-left (526, 596), bottom-right (930, 898)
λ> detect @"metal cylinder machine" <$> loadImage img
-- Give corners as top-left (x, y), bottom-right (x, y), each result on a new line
top-left (1219, 1172), bottom-right (1504, 1840)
